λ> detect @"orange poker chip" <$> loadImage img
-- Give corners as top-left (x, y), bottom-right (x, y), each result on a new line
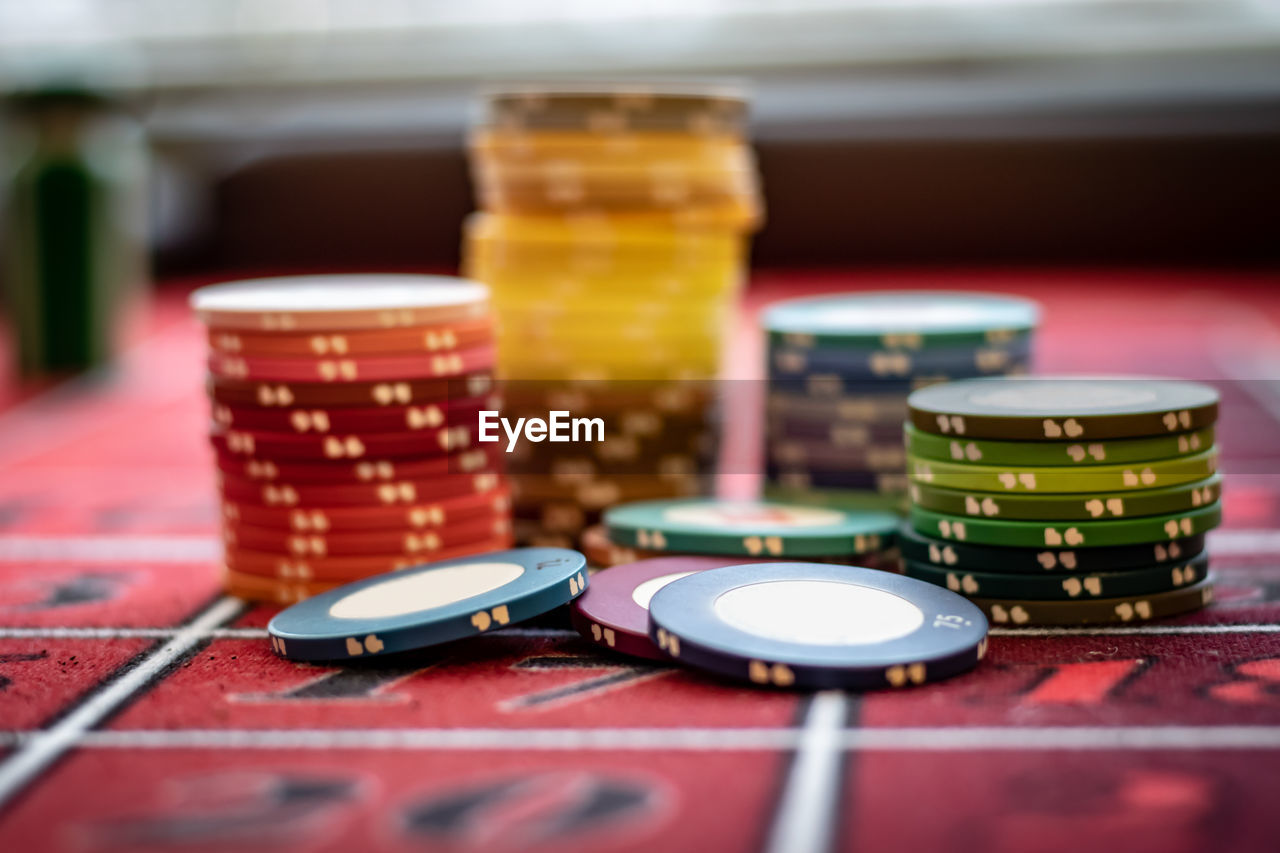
top-left (207, 372), bottom-right (495, 409)
top-left (207, 346), bottom-right (495, 383)
top-left (215, 446), bottom-right (502, 484)
top-left (223, 515), bottom-right (514, 557)
top-left (218, 470), bottom-right (505, 507)
top-left (207, 317), bottom-right (494, 358)
top-left (210, 393), bottom-right (499, 436)
top-left (222, 571), bottom-right (338, 604)
top-left (209, 425), bottom-right (479, 461)
top-left (223, 535), bottom-right (515, 582)
top-left (191, 274), bottom-right (490, 332)
top-left (221, 486), bottom-right (512, 532)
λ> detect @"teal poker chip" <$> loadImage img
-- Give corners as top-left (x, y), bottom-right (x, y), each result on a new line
top-left (897, 524), bottom-right (1206, 573)
top-left (909, 503), bottom-right (1221, 549)
top-left (762, 291), bottom-right (1039, 350)
top-left (267, 548), bottom-right (587, 662)
top-left (908, 475), bottom-right (1221, 521)
top-left (603, 499), bottom-right (899, 557)
top-left (647, 562), bottom-right (988, 689)
top-left (903, 551), bottom-right (1209, 601)
top-left (905, 423), bottom-right (1215, 467)
top-left (908, 377), bottom-right (1219, 440)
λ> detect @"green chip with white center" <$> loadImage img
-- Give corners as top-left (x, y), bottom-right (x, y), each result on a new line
top-left (908, 475), bottom-right (1221, 521)
top-left (909, 502), bottom-right (1222, 549)
top-left (903, 552), bottom-right (1209, 601)
top-left (907, 377), bottom-right (1219, 440)
top-left (905, 423), bottom-right (1215, 467)
top-left (907, 448), bottom-right (1217, 493)
top-left (603, 498), bottom-right (899, 557)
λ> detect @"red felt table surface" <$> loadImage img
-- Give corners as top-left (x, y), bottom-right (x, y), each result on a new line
top-left (2, 269), bottom-right (1280, 853)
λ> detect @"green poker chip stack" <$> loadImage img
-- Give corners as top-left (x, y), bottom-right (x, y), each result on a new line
top-left (902, 377), bottom-right (1223, 626)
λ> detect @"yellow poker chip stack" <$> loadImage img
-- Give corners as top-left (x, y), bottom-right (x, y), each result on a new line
top-left (463, 84), bottom-right (763, 542)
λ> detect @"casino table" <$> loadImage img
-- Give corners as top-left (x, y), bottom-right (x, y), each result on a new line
top-left (1, 269), bottom-right (1279, 853)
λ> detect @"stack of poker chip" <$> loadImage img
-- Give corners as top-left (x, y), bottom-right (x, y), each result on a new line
top-left (902, 377), bottom-right (1221, 626)
top-left (761, 292), bottom-right (1040, 512)
top-left (192, 275), bottom-right (514, 603)
top-left (463, 84), bottom-right (763, 544)
top-left (596, 498), bottom-right (901, 570)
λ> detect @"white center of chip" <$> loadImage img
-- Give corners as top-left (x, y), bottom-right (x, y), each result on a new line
top-left (821, 302), bottom-right (994, 330)
top-left (192, 274), bottom-right (488, 313)
top-left (327, 562), bottom-right (524, 620)
top-left (632, 572), bottom-right (696, 610)
top-left (767, 293), bottom-right (1036, 333)
top-left (665, 502), bottom-right (845, 530)
top-left (969, 381), bottom-right (1157, 412)
top-left (713, 580), bottom-right (923, 645)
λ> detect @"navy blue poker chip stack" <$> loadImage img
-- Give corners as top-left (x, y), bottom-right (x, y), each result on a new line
top-left (761, 291), bottom-right (1041, 512)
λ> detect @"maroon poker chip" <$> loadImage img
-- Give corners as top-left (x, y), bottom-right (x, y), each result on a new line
top-left (218, 470), bottom-right (503, 507)
top-left (209, 425), bottom-right (477, 461)
top-left (214, 445), bottom-right (503, 484)
top-left (210, 393), bottom-right (499, 435)
top-left (570, 556), bottom-right (746, 660)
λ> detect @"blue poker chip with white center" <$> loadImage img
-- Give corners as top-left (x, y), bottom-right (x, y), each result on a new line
top-left (268, 548), bottom-right (587, 662)
top-left (648, 562), bottom-right (988, 689)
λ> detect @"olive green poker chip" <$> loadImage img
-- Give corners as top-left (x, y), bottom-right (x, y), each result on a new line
top-left (907, 448), bottom-right (1218, 494)
top-left (908, 475), bottom-right (1221, 521)
top-left (905, 423), bottom-right (1215, 467)
top-left (908, 377), bottom-right (1219, 441)
top-left (909, 503), bottom-right (1221, 549)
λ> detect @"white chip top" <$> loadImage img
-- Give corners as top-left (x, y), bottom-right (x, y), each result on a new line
top-left (191, 275), bottom-right (489, 314)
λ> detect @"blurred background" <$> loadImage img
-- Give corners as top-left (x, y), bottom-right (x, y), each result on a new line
top-left (1, 0), bottom-right (1278, 288)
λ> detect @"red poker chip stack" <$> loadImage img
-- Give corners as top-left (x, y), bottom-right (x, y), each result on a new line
top-left (191, 274), bottom-right (513, 603)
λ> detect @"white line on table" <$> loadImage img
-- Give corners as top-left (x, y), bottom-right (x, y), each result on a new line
top-left (764, 691), bottom-right (848, 853)
top-left (0, 596), bottom-right (243, 809)
top-left (3, 724), bottom-right (1280, 752)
